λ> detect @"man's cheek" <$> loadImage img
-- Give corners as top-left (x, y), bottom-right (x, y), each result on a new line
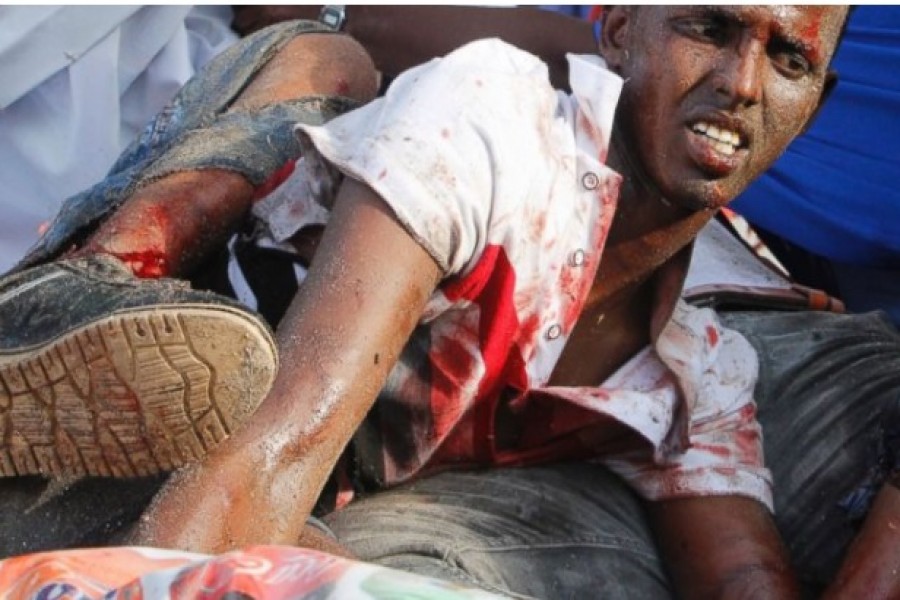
top-left (767, 129), bottom-right (803, 163)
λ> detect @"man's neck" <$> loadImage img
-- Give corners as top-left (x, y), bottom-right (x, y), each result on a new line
top-left (548, 135), bottom-right (719, 387)
top-left (589, 141), bottom-right (716, 307)
top-left (607, 135), bottom-right (713, 233)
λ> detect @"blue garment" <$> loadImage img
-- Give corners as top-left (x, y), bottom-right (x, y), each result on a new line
top-left (538, 5), bottom-right (593, 20)
top-left (733, 6), bottom-right (900, 268)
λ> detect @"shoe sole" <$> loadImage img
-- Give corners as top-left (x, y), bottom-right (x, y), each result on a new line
top-left (0, 304), bottom-right (277, 478)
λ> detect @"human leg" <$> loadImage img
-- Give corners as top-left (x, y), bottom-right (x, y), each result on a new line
top-left (720, 309), bottom-right (900, 593)
top-left (14, 20), bottom-right (375, 278)
top-left (2, 20), bottom-right (376, 464)
top-left (67, 29), bottom-right (375, 280)
top-left (0, 22), bottom-right (376, 553)
top-left (325, 464), bottom-right (672, 599)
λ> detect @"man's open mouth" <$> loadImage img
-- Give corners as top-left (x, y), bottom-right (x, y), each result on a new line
top-left (690, 121), bottom-right (744, 157)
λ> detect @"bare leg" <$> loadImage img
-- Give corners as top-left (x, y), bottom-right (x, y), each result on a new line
top-left (71, 33), bottom-right (378, 279)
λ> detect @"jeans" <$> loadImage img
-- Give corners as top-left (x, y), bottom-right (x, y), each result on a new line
top-left (325, 464), bottom-right (667, 599)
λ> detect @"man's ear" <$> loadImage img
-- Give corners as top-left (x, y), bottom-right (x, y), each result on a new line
top-left (799, 69), bottom-right (838, 136)
top-left (599, 6), bottom-right (632, 73)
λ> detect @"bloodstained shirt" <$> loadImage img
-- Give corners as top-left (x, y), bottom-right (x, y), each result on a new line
top-left (257, 39), bottom-right (771, 509)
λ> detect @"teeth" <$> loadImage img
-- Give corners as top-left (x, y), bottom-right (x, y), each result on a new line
top-left (715, 141), bottom-right (735, 156)
top-left (692, 121), bottom-right (742, 152)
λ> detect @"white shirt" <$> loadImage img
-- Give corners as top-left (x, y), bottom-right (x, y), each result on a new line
top-left (270, 39), bottom-right (772, 507)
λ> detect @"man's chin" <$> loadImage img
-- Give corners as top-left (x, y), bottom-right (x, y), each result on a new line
top-left (665, 181), bottom-right (735, 212)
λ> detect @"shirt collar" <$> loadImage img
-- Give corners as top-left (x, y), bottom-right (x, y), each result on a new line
top-left (566, 53), bottom-right (623, 162)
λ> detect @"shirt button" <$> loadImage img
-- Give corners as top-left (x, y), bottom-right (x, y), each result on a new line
top-left (570, 249), bottom-right (586, 267)
top-left (546, 324), bottom-right (562, 340)
top-left (582, 172), bottom-right (599, 190)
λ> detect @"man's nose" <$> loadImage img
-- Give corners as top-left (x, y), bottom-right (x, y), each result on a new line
top-left (716, 37), bottom-right (764, 108)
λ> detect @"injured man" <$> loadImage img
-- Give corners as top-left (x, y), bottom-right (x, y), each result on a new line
top-left (2, 6), bottom-right (900, 599)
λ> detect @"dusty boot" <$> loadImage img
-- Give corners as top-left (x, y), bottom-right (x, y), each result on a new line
top-left (0, 20), bottom-right (379, 558)
top-left (0, 21), bottom-right (377, 477)
top-left (0, 255), bottom-right (277, 478)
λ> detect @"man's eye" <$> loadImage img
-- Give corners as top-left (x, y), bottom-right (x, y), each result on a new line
top-left (770, 49), bottom-right (812, 79)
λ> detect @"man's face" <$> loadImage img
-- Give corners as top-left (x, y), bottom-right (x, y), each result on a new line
top-left (603, 6), bottom-right (847, 211)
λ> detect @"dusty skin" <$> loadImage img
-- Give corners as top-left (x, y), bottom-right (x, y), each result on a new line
top-left (44, 6), bottom-right (899, 599)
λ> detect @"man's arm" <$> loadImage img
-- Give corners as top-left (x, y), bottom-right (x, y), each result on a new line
top-left (132, 177), bottom-right (441, 552)
top-left (822, 480), bottom-right (900, 598)
top-left (232, 5), bottom-right (596, 89)
top-left (650, 496), bottom-right (800, 599)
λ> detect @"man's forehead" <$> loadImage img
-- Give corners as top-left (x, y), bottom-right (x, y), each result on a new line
top-left (634, 5), bottom-right (848, 64)
top-left (638, 6), bottom-right (846, 33)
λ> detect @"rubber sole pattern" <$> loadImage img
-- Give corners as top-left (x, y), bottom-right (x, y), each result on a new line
top-left (0, 306), bottom-right (276, 478)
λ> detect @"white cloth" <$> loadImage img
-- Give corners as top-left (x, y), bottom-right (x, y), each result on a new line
top-left (0, 6), bottom-right (238, 273)
top-left (286, 39), bottom-right (771, 507)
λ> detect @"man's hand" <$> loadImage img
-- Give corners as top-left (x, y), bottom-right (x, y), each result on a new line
top-left (823, 482), bottom-right (900, 598)
top-left (650, 496), bottom-right (800, 599)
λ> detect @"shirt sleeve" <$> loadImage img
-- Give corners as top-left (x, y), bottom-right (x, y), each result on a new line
top-left (295, 38), bottom-right (564, 277)
top-left (603, 301), bottom-right (774, 510)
